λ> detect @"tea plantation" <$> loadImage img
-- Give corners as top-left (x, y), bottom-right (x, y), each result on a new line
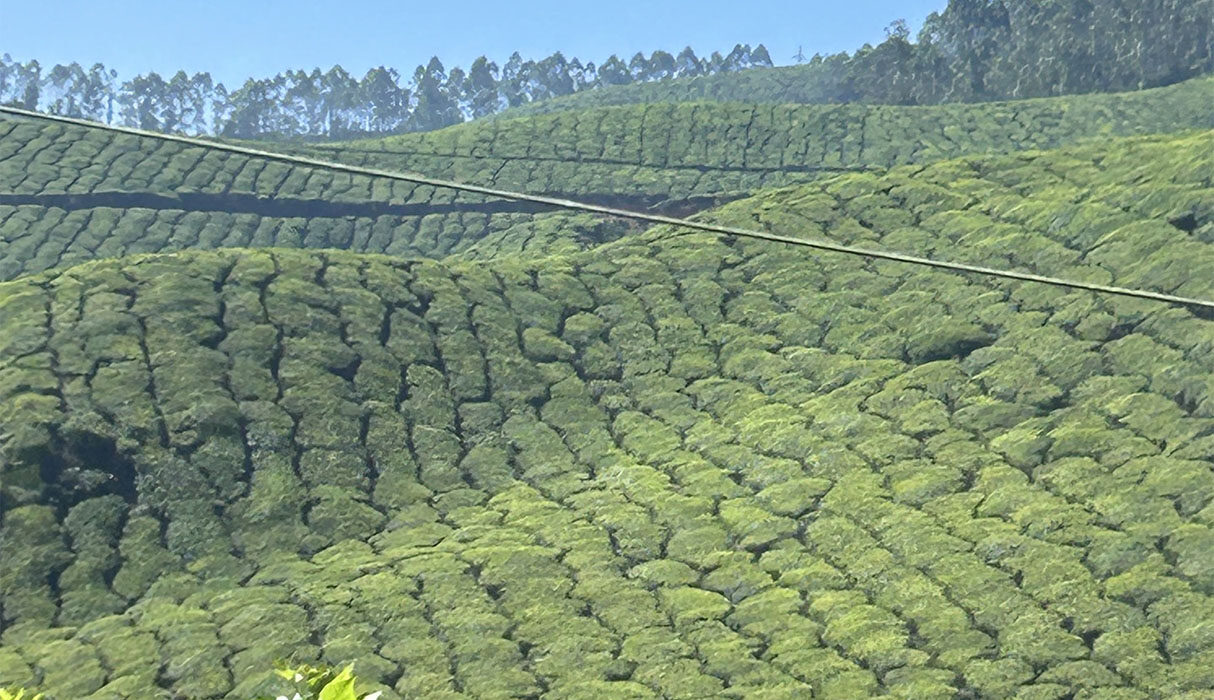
top-left (0, 125), bottom-right (1212, 698)
top-left (0, 114), bottom-right (603, 277)
top-left (2, 75), bottom-right (1211, 282)
top-left (280, 77), bottom-right (1214, 199)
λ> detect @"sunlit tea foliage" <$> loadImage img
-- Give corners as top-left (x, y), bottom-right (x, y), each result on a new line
top-left (0, 126), bottom-right (1211, 698)
top-left (2, 76), bottom-right (1210, 280)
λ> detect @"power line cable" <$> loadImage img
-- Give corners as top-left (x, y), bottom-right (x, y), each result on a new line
top-left (4, 105), bottom-right (1213, 312)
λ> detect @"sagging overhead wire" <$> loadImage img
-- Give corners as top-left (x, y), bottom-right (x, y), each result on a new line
top-left (3, 105), bottom-right (1213, 313)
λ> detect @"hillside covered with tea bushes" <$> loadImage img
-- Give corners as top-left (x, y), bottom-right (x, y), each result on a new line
top-left (1, 128), bottom-right (1212, 699)
top-left (0, 113), bottom-right (637, 279)
top-left (277, 76), bottom-right (1214, 199)
top-left (2, 75), bottom-right (1211, 283)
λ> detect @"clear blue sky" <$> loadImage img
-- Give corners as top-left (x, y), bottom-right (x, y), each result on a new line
top-left (1, 0), bottom-right (948, 86)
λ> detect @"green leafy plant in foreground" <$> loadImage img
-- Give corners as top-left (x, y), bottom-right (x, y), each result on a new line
top-left (259, 664), bottom-right (381, 700)
top-left (0, 690), bottom-right (44, 700)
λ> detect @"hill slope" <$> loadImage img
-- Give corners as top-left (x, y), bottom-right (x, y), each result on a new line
top-left (0, 114), bottom-right (629, 277)
top-left (2, 77), bottom-right (1210, 282)
top-left (2, 130), bottom-right (1212, 699)
top-left (285, 77), bottom-right (1214, 197)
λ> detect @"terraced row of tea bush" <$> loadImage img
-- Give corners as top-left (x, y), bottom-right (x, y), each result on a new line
top-left (0, 199), bottom-right (641, 282)
top-left (2, 130), bottom-right (1211, 699)
top-left (0, 117), bottom-right (438, 203)
top-left (281, 76), bottom-right (1214, 200)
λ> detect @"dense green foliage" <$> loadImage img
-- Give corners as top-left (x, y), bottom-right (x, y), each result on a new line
top-left (501, 0), bottom-right (1214, 117)
top-left (2, 75), bottom-right (1210, 282)
top-left (0, 114), bottom-right (637, 277)
top-left (1, 128), bottom-right (1212, 698)
top-left (3, 6), bottom-right (1213, 693)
